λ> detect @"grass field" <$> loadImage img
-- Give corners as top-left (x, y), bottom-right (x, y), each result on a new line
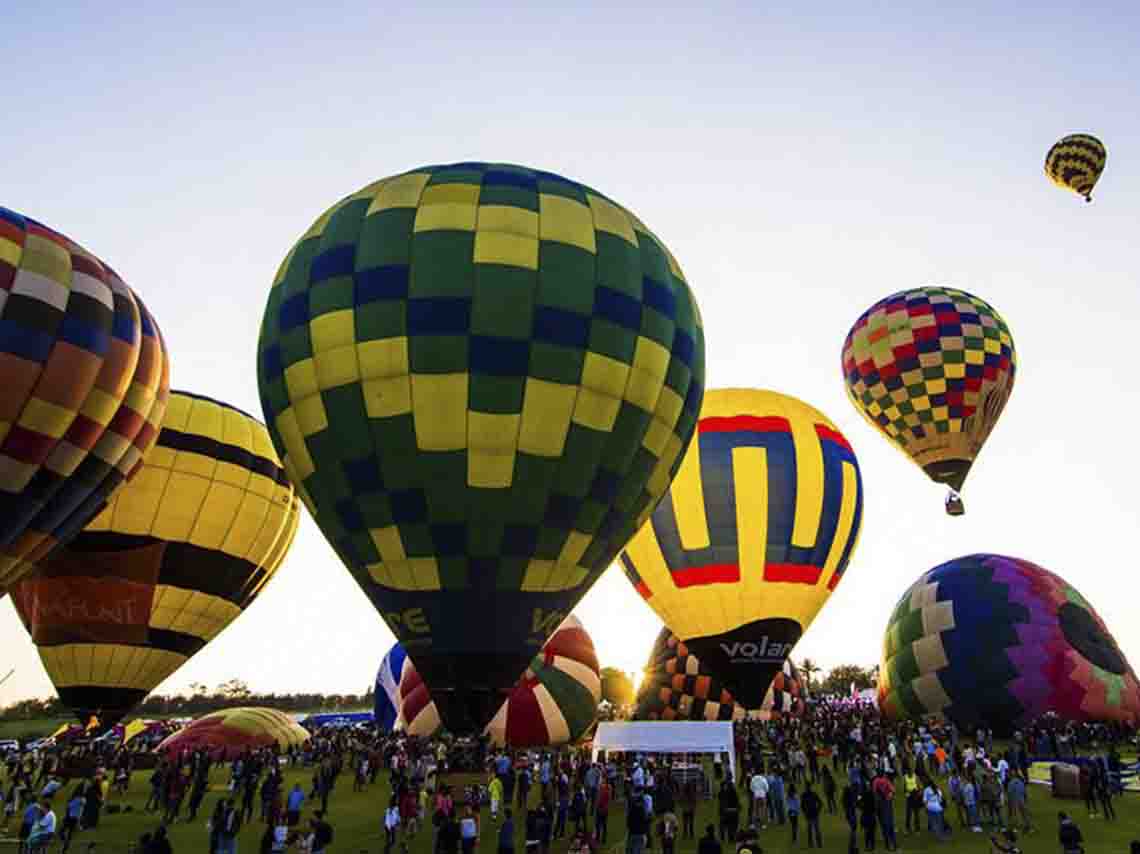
top-left (2, 763), bottom-right (1138, 853)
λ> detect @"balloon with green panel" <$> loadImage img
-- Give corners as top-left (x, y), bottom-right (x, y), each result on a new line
top-left (257, 163), bottom-right (705, 733)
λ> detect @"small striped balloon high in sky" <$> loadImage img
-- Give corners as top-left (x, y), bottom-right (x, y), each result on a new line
top-left (258, 162), bottom-right (705, 733)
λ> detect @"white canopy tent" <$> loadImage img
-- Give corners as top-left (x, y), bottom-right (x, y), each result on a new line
top-left (591, 721), bottom-right (735, 780)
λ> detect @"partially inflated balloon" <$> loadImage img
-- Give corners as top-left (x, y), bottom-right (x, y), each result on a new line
top-left (621, 389), bottom-right (862, 708)
top-left (258, 163), bottom-right (704, 732)
top-left (0, 207), bottom-right (170, 592)
top-left (375, 642), bottom-right (409, 732)
top-left (635, 628), bottom-right (806, 721)
top-left (157, 707), bottom-right (309, 760)
top-left (399, 615), bottom-right (600, 747)
top-left (841, 286), bottom-right (1014, 513)
top-left (1045, 134), bottom-right (1106, 202)
top-left (12, 391), bottom-right (300, 725)
top-left (879, 554), bottom-right (1140, 734)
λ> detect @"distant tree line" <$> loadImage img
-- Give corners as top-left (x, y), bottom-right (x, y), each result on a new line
top-left (0, 678), bottom-right (374, 722)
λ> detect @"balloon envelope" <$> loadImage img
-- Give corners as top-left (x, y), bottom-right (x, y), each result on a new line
top-left (400, 615), bottom-right (600, 747)
top-left (1044, 133), bottom-right (1106, 201)
top-left (879, 554), bottom-right (1140, 734)
top-left (0, 207), bottom-right (170, 592)
top-left (375, 642), bottom-right (409, 732)
top-left (12, 391), bottom-right (300, 725)
top-left (157, 707), bottom-right (308, 760)
top-left (635, 628), bottom-right (807, 721)
top-left (841, 285), bottom-right (1015, 501)
top-left (621, 388), bottom-right (862, 707)
top-left (257, 163), bottom-right (705, 732)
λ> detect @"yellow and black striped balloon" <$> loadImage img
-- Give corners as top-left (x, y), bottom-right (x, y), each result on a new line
top-left (11, 391), bottom-right (300, 725)
top-left (1045, 133), bottom-right (1106, 202)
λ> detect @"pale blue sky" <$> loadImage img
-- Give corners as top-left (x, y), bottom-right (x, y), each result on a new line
top-left (3, 1), bottom-right (1139, 704)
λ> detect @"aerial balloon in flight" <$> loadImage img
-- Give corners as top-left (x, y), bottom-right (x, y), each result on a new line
top-left (257, 162), bottom-right (705, 732)
top-left (157, 707), bottom-right (309, 760)
top-left (1044, 134), bottom-right (1107, 202)
top-left (841, 286), bottom-right (1015, 515)
top-left (879, 554), bottom-right (1140, 734)
top-left (621, 388), bottom-right (862, 709)
top-left (635, 628), bottom-right (807, 721)
top-left (398, 615), bottom-right (600, 747)
top-left (375, 642), bottom-right (409, 732)
top-left (11, 391), bottom-right (300, 725)
top-left (0, 207), bottom-right (170, 593)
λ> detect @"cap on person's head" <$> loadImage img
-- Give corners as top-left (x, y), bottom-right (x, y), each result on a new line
top-left (706, 824), bottom-right (716, 836)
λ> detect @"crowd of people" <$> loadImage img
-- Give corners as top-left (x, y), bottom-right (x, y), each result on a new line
top-left (0, 699), bottom-right (1137, 853)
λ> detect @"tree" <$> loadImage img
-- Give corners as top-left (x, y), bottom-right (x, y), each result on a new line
top-left (217, 678), bottom-right (251, 700)
top-left (599, 668), bottom-right (634, 706)
top-left (819, 664), bottom-right (875, 696)
top-left (799, 658), bottom-right (821, 692)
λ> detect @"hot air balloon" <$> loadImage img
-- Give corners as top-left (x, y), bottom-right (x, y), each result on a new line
top-left (620, 388), bottom-right (862, 709)
top-left (620, 387), bottom-right (857, 706)
top-left (0, 207), bottom-right (170, 593)
top-left (879, 554), bottom-right (1140, 734)
top-left (635, 628), bottom-right (807, 721)
top-left (841, 286), bottom-right (1015, 515)
top-left (157, 707), bottom-right (309, 760)
top-left (398, 615), bottom-right (601, 747)
top-left (1045, 134), bottom-right (1107, 202)
top-left (11, 391), bottom-right (300, 726)
top-left (257, 162), bottom-right (705, 732)
top-left (375, 642), bottom-right (409, 732)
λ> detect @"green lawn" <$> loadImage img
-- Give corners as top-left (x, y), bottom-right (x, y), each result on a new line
top-left (3, 764), bottom-right (1138, 853)
top-left (0, 718), bottom-right (73, 741)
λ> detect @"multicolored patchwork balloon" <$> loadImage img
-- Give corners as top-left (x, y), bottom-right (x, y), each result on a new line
top-left (879, 554), bottom-right (1140, 733)
top-left (257, 163), bottom-right (704, 732)
top-left (841, 286), bottom-right (1015, 514)
top-left (399, 614), bottom-right (601, 746)
top-left (0, 207), bottom-right (170, 592)
top-left (620, 388), bottom-right (862, 708)
top-left (1045, 134), bottom-right (1107, 202)
top-left (635, 628), bottom-right (807, 721)
top-left (12, 391), bottom-right (300, 725)
top-left (157, 707), bottom-right (309, 760)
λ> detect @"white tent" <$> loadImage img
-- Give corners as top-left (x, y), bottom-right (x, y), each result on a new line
top-left (591, 721), bottom-right (735, 780)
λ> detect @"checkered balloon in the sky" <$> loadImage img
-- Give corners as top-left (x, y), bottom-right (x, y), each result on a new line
top-left (841, 286), bottom-right (1015, 516)
top-left (257, 163), bottom-right (705, 733)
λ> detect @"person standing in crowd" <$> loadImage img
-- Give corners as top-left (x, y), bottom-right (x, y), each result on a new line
top-left (625, 788), bottom-right (648, 854)
top-left (27, 798), bottom-right (56, 853)
top-left (489, 774), bottom-right (504, 823)
top-left (680, 777), bottom-right (697, 840)
top-left (872, 768), bottom-right (897, 852)
top-left (594, 776), bottom-right (611, 843)
top-left (821, 767), bottom-right (837, 815)
top-left (802, 785), bottom-right (823, 849)
top-left (60, 786), bottom-right (85, 853)
top-left (459, 805), bottom-right (479, 854)
top-left (786, 782), bottom-right (800, 845)
top-left (1057, 812), bottom-right (1083, 854)
top-left (842, 780), bottom-right (860, 853)
top-left (697, 824), bottom-right (721, 854)
top-left (923, 779), bottom-right (947, 841)
top-left (311, 810), bottom-right (335, 854)
top-left (498, 808), bottom-right (516, 854)
top-left (717, 778), bottom-right (739, 842)
top-left (384, 796), bottom-right (401, 854)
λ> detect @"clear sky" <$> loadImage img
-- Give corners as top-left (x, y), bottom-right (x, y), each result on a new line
top-left (3, 1), bottom-right (1139, 706)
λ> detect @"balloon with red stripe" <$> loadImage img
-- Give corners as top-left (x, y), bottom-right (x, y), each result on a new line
top-left (621, 389), bottom-right (863, 708)
top-left (398, 615), bottom-right (601, 746)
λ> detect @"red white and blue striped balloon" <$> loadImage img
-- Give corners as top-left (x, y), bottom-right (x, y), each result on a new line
top-left (399, 615), bottom-right (600, 746)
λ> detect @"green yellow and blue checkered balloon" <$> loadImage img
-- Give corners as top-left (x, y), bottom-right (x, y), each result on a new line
top-left (257, 163), bottom-right (705, 732)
